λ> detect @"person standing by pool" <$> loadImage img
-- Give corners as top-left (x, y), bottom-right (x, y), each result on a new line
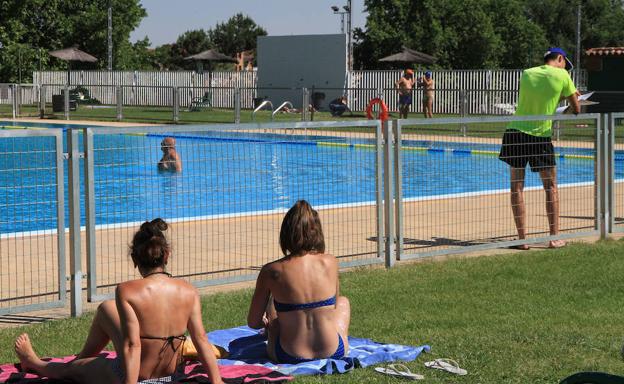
top-left (247, 200), bottom-right (350, 363)
top-left (396, 69), bottom-right (415, 119)
top-left (498, 47), bottom-right (580, 249)
top-left (421, 71), bottom-right (434, 118)
top-left (14, 218), bottom-right (223, 384)
top-left (158, 137), bottom-right (182, 172)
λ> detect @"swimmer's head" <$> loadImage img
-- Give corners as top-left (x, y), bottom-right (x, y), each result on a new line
top-left (279, 200), bottom-right (325, 257)
top-left (161, 137), bottom-right (176, 152)
top-left (405, 69), bottom-right (414, 77)
top-left (130, 218), bottom-right (171, 271)
top-left (425, 71), bottom-right (432, 78)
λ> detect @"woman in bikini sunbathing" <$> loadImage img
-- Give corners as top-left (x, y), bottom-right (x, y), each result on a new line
top-left (247, 200), bottom-right (351, 363)
top-left (14, 218), bottom-right (223, 384)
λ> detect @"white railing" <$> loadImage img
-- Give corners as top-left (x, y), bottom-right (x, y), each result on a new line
top-left (30, 69), bottom-right (587, 114)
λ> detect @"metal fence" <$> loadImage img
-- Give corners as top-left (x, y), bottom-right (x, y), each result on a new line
top-left (2, 113), bottom-right (623, 317)
top-left (79, 121), bottom-right (384, 303)
top-left (610, 112), bottom-right (624, 234)
top-left (0, 128), bottom-right (66, 315)
top-left (28, 69), bottom-right (587, 116)
top-left (391, 114), bottom-right (602, 262)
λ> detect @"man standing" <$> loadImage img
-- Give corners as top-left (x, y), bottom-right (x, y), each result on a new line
top-left (421, 71), bottom-right (435, 118)
top-left (498, 47), bottom-right (579, 249)
top-left (395, 69), bottom-right (415, 119)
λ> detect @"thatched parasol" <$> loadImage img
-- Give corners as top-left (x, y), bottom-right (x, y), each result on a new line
top-left (379, 46), bottom-right (436, 65)
top-left (49, 46), bottom-right (97, 85)
top-left (184, 49), bottom-right (237, 88)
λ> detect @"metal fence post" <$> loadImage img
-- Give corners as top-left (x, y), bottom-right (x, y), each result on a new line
top-left (55, 131), bottom-right (67, 307)
top-left (116, 86), bottom-right (123, 121)
top-left (39, 84), bottom-right (46, 119)
top-left (64, 84), bottom-right (70, 120)
top-left (600, 113), bottom-right (610, 238)
top-left (172, 86), bottom-right (179, 123)
top-left (302, 88), bottom-right (309, 122)
top-left (393, 120), bottom-right (403, 261)
top-left (608, 113), bottom-right (615, 235)
top-left (15, 84), bottom-right (21, 118)
top-left (234, 87), bottom-right (241, 124)
top-left (460, 90), bottom-right (467, 136)
top-left (383, 119), bottom-right (395, 268)
top-left (84, 128), bottom-right (97, 302)
top-left (67, 129), bottom-right (83, 317)
top-left (375, 120), bottom-right (384, 260)
top-left (11, 84), bottom-right (17, 119)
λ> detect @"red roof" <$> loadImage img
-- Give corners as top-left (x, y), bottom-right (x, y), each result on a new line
top-left (585, 47), bottom-right (624, 56)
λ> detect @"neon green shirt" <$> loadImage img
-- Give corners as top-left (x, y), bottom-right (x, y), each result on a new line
top-left (508, 65), bottom-right (576, 137)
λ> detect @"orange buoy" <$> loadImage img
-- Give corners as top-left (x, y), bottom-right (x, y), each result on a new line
top-left (366, 98), bottom-right (389, 121)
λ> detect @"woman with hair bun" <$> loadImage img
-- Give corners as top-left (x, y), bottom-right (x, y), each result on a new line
top-left (247, 200), bottom-right (351, 363)
top-left (14, 218), bottom-right (223, 384)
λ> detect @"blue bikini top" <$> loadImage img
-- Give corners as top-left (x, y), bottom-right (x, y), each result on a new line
top-left (273, 295), bottom-right (337, 312)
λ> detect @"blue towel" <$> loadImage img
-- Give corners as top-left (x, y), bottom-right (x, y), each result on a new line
top-left (208, 326), bottom-right (430, 376)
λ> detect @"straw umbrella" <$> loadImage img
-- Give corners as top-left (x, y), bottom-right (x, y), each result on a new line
top-left (49, 46), bottom-right (98, 85)
top-left (379, 46), bottom-right (436, 65)
top-left (184, 49), bottom-right (237, 88)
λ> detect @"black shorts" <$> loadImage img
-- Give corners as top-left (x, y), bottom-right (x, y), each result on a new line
top-left (499, 129), bottom-right (556, 172)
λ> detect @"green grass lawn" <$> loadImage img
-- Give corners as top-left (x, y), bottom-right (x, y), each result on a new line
top-left (3, 103), bottom-right (623, 143)
top-left (1, 241), bottom-right (623, 382)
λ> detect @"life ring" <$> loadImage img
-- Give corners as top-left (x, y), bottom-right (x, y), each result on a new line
top-left (366, 98), bottom-right (389, 121)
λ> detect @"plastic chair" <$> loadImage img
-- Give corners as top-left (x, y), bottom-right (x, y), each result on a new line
top-left (189, 91), bottom-right (212, 111)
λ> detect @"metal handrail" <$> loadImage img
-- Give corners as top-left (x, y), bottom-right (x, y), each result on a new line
top-left (272, 101), bottom-right (294, 119)
top-left (252, 100), bottom-right (274, 121)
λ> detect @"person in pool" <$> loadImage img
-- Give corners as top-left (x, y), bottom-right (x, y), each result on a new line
top-left (158, 137), bottom-right (182, 173)
top-left (247, 200), bottom-right (351, 363)
top-left (14, 219), bottom-right (223, 384)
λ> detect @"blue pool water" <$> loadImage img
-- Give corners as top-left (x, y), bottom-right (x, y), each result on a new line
top-left (0, 121), bottom-right (610, 234)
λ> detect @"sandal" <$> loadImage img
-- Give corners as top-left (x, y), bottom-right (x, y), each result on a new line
top-left (374, 363), bottom-right (424, 380)
top-left (424, 358), bottom-right (467, 375)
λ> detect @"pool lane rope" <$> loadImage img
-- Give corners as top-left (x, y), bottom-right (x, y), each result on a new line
top-left (0, 126), bottom-right (596, 161)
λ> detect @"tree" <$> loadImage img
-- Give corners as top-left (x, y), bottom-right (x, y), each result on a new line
top-left (355, 0), bottom-right (624, 69)
top-left (208, 13), bottom-right (267, 58)
top-left (0, 0), bottom-right (146, 82)
top-left (168, 29), bottom-right (213, 70)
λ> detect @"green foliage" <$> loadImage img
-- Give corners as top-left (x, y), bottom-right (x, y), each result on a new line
top-left (209, 13), bottom-right (267, 58)
top-left (153, 14), bottom-right (267, 71)
top-left (167, 29), bottom-right (213, 70)
top-left (356, 0), bottom-right (624, 69)
top-left (0, 0), bottom-right (146, 82)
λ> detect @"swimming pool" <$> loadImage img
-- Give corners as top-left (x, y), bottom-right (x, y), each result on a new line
top-left (0, 121), bottom-right (609, 234)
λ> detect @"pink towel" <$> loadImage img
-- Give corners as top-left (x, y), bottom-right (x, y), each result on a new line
top-left (0, 351), bottom-right (292, 383)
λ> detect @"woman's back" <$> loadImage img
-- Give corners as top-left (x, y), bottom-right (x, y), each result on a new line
top-left (248, 200), bottom-right (351, 363)
top-left (117, 272), bottom-right (196, 379)
top-left (267, 253), bottom-right (339, 357)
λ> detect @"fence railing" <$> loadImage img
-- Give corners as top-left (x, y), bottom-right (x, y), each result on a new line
top-left (26, 68), bottom-right (587, 115)
top-left (0, 128), bottom-right (66, 315)
top-left (2, 113), bottom-right (622, 317)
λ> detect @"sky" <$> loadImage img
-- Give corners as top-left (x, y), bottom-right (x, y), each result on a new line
top-left (130, 0), bottom-right (368, 47)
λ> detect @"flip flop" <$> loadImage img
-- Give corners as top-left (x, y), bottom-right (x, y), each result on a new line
top-left (374, 364), bottom-right (424, 380)
top-left (424, 358), bottom-right (467, 376)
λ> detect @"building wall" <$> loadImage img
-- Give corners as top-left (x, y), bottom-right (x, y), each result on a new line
top-left (256, 34), bottom-right (347, 110)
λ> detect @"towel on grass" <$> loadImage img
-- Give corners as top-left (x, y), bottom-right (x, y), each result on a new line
top-left (0, 351), bottom-right (292, 384)
top-left (208, 326), bottom-right (430, 376)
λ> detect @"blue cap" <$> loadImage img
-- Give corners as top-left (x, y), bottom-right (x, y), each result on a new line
top-left (544, 47), bottom-right (573, 70)
top-left (425, 71), bottom-right (432, 78)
